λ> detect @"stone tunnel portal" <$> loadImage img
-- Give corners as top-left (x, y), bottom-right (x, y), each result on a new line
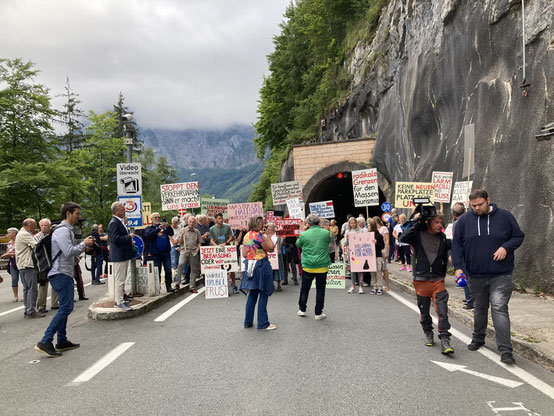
top-left (304, 163), bottom-right (386, 229)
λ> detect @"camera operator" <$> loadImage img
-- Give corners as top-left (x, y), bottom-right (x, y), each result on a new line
top-left (399, 205), bottom-right (454, 355)
top-left (144, 212), bottom-right (175, 293)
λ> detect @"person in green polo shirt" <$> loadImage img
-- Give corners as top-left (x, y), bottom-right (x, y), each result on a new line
top-left (296, 213), bottom-right (332, 320)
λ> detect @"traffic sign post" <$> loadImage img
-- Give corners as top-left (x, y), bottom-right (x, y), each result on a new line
top-left (117, 163), bottom-right (142, 196)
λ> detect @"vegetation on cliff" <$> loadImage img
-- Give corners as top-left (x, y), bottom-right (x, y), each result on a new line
top-left (250, 0), bottom-right (387, 207)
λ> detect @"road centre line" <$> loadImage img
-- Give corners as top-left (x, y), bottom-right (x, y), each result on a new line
top-left (387, 289), bottom-right (554, 401)
top-left (154, 287), bottom-right (206, 322)
top-left (66, 342), bottom-right (135, 386)
top-left (0, 280), bottom-right (100, 318)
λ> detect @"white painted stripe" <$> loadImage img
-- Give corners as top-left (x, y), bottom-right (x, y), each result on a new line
top-left (0, 279), bottom-right (104, 317)
top-left (154, 287), bottom-right (206, 322)
top-left (387, 289), bottom-right (554, 400)
top-left (66, 342), bottom-right (135, 386)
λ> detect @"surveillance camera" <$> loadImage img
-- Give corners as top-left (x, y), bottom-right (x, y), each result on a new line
top-left (122, 113), bottom-right (133, 121)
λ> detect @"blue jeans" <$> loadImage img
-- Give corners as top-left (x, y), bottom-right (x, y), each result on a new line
top-left (299, 271), bottom-right (326, 315)
top-left (463, 285), bottom-right (473, 304)
top-left (91, 254), bottom-right (103, 282)
top-left (170, 246), bottom-right (180, 270)
top-left (41, 274), bottom-right (74, 345)
top-left (468, 274), bottom-right (514, 354)
top-left (154, 253), bottom-right (173, 290)
top-left (244, 289), bottom-right (270, 329)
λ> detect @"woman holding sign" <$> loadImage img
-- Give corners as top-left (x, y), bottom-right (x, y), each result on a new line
top-left (240, 215), bottom-right (276, 330)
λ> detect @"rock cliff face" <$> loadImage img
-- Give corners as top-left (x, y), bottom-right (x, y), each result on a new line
top-left (142, 125), bottom-right (257, 169)
top-left (318, 0), bottom-right (554, 291)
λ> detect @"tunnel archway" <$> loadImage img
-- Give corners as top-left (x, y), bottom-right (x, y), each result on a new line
top-left (303, 161), bottom-right (387, 229)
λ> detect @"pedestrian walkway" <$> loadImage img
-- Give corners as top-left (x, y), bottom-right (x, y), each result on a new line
top-left (387, 261), bottom-right (554, 372)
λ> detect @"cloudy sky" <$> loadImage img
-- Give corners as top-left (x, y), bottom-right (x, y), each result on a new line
top-left (1, 0), bottom-right (289, 130)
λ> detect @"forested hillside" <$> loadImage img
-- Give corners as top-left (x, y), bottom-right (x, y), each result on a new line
top-left (250, 0), bottom-right (388, 208)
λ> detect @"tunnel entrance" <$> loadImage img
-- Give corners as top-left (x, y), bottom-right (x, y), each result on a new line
top-left (305, 170), bottom-right (386, 230)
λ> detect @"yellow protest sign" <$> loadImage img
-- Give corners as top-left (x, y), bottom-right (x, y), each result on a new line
top-left (394, 182), bottom-right (434, 209)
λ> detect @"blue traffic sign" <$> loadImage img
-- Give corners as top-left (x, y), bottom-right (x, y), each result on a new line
top-left (381, 202), bottom-right (391, 212)
top-left (132, 235), bottom-right (144, 259)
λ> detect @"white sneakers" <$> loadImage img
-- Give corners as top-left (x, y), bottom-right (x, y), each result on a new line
top-left (315, 313), bottom-right (327, 320)
top-left (263, 324), bottom-right (277, 330)
top-left (297, 310), bottom-right (306, 317)
top-left (347, 286), bottom-right (355, 294)
top-left (359, 286), bottom-right (364, 294)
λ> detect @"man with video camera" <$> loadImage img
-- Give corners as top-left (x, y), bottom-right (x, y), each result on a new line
top-left (399, 199), bottom-right (454, 355)
top-left (144, 212), bottom-right (175, 293)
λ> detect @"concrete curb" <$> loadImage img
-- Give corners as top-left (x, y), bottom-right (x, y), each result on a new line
top-left (388, 275), bottom-right (554, 372)
top-left (88, 278), bottom-right (204, 321)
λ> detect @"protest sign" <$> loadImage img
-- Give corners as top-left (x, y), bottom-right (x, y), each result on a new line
top-left (349, 232), bottom-right (376, 272)
top-left (309, 200), bottom-right (335, 218)
top-left (201, 198), bottom-right (229, 219)
top-left (200, 246), bottom-right (239, 273)
top-left (432, 172), bottom-right (453, 203)
top-left (275, 219), bottom-right (303, 237)
top-left (451, 181), bottom-right (473, 208)
top-left (227, 202), bottom-right (264, 228)
top-left (205, 270), bottom-right (229, 299)
top-left (310, 263), bottom-right (346, 289)
top-left (160, 182), bottom-right (200, 210)
top-left (271, 181), bottom-right (303, 205)
top-left (287, 197), bottom-right (305, 219)
top-left (266, 210), bottom-right (283, 223)
top-left (444, 223), bottom-right (454, 240)
top-left (267, 251), bottom-right (279, 270)
top-left (352, 168), bottom-right (379, 207)
top-left (394, 182), bottom-right (435, 209)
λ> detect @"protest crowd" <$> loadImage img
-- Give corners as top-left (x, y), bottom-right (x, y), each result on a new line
top-left (1, 179), bottom-right (524, 366)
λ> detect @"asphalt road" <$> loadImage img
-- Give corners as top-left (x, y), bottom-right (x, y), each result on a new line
top-left (1, 270), bottom-right (554, 416)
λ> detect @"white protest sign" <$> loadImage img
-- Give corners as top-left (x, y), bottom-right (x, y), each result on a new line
top-left (267, 251), bottom-right (279, 270)
top-left (205, 270), bottom-right (229, 299)
top-left (200, 246), bottom-right (239, 273)
top-left (352, 168), bottom-right (379, 207)
top-left (432, 171), bottom-right (453, 203)
top-left (451, 181), bottom-right (473, 208)
top-left (160, 182), bottom-right (200, 211)
top-left (286, 197), bottom-right (305, 220)
top-left (444, 223), bottom-right (454, 240)
top-left (309, 200), bottom-right (335, 218)
top-left (228, 202), bottom-right (264, 229)
top-left (394, 182), bottom-right (435, 209)
top-left (271, 181), bottom-right (303, 205)
top-left (310, 262), bottom-right (346, 289)
top-left (117, 163), bottom-right (142, 196)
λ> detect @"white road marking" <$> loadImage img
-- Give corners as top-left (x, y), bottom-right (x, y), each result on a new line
top-left (431, 361), bottom-right (523, 388)
top-left (0, 279), bottom-right (103, 317)
top-left (66, 342), bottom-right (135, 386)
top-left (387, 289), bottom-right (554, 400)
top-left (154, 287), bottom-right (206, 322)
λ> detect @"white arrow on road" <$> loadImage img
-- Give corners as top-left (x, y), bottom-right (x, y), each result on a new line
top-left (432, 361), bottom-right (524, 388)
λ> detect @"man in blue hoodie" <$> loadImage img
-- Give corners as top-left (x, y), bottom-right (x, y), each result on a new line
top-left (451, 189), bottom-right (524, 364)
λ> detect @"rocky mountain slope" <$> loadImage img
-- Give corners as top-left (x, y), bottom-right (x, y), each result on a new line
top-left (317, 0), bottom-right (554, 291)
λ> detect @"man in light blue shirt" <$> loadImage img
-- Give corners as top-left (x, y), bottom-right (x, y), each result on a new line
top-left (35, 202), bottom-right (94, 358)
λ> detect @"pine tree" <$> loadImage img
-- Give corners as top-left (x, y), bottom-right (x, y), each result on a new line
top-left (57, 77), bottom-right (85, 153)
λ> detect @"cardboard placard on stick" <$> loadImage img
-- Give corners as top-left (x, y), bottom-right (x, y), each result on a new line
top-left (432, 171), bottom-right (453, 203)
top-left (394, 182), bottom-right (435, 209)
top-left (160, 182), bottom-right (200, 210)
top-left (200, 246), bottom-right (239, 273)
top-left (308, 200), bottom-right (335, 218)
top-left (271, 181), bottom-right (303, 205)
top-left (349, 232), bottom-right (376, 272)
top-left (286, 197), bottom-right (305, 219)
top-left (227, 202), bottom-right (263, 229)
top-left (201, 198), bottom-right (229, 219)
top-left (352, 168), bottom-right (379, 207)
top-left (205, 270), bottom-right (229, 299)
top-left (275, 219), bottom-right (303, 237)
top-left (451, 181), bottom-right (473, 209)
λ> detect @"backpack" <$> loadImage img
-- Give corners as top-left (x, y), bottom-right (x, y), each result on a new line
top-left (31, 231), bottom-right (61, 274)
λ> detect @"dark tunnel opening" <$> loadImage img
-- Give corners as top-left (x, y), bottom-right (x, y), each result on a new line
top-left (306, 172), bottom-right (387, 230)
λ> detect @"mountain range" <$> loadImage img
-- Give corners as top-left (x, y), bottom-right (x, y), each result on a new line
top-left (141, 124), bottom-right (262, 202)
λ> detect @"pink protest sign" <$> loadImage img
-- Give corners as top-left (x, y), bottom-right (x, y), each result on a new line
top-left (349, 232), bottom-right (376, 272)
top-left (228, 202), bottom-right (263, 228)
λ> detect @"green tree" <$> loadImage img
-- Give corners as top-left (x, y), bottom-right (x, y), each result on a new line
top-left (78, 110), bottom-right (126, 225)
top-left (57, 77), bottom-right (85, 153)
top-left (0, 58), bottom-right (61, 227)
